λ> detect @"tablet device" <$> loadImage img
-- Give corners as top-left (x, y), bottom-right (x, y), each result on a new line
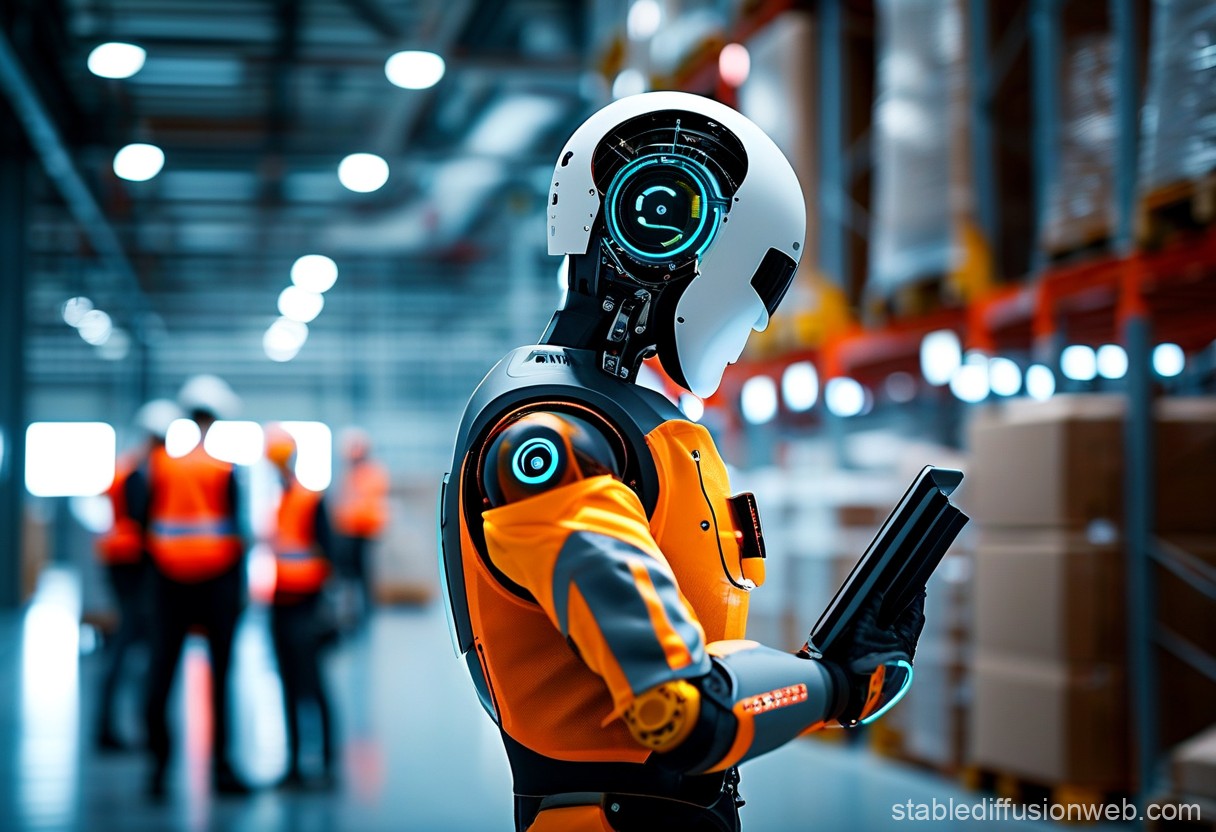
top-left (804, 466), bottom-right (968, 658)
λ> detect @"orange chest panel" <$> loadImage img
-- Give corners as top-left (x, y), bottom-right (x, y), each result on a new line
top-left (643, 420), bottom-right (761, 642)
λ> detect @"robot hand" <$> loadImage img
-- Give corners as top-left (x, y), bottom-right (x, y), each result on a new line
top-left (823, 588), bottom-right (926, 727)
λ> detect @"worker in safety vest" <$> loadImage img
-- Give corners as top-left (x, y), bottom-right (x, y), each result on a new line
top-left (95, 398), bottom-right (181, 751)
top-left (135, 374), bottom-right (249, 797)
top-left (439, 93), bottom-right (928, 831)
top-left (333, 427), bottom-right (389, 625)
top-left (265, 424), bottom-right (337, 788)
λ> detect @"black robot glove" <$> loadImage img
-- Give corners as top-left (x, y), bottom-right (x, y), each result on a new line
top-left (825, 588), bottom-right (926, 727)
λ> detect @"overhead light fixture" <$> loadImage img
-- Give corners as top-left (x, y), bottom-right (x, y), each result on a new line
top-left (61, 297), bottom-right (93, 327)
top-left (627, 0), bottom-right (662, 40)
top-left (718, 43), bottom-right (751, 87)
top-left (919, 329), bottom-right (961, 386)
top-left (385, 50), bottom-right (446, 90)
top-left (740, 376), bottom-right (778, 425)
top-left (97, 328), bottom-right (130, 361)
top-left (113, 143), bottom-right (165, 182)
top-left (338, 152), bottom-right (389, 193)
top-left (264, 317), bottom-right (309, 362)
top-left (24, 423), bottom-right (116, 497)
top-left (76, 309), bottom-right (113, 346)
top-left (290, 254), bottom-right (338, 293)
top-left (203, 421), bottom-right (265, 467)
top-left (781, 361), bottom-right (819, 412)
top-left (824, 377), bottom-right (865, 417)
top-left (611, 68), bottom-right (647, 100)
top-left (1152, 342), bottom-right (1185, 378)
top-left (949, 360), bottom-right (989, 403)
top-left (277, 286), bottom-right (324, 323)
top-left (988, 357), bottom-right (1022, 397)
top-left (1095, 344), bottom-right (1128, 379)
top-left (87, 42), bottom-right (146, 79)
top-left (1025, 364), bottom-right (1056, 401)
top-left (1060, 344), bottom-right (1097, 381)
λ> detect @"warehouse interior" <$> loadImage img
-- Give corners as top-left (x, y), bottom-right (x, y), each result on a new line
top-left (1, 0), bottom-right (1215, 829)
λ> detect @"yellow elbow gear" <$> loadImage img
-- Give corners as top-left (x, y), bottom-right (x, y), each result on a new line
top-left (621, 680), bottom-right (701, 752)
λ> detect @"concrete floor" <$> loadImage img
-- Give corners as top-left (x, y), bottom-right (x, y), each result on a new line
top-left (0, 568), bottom-right (1075, 831)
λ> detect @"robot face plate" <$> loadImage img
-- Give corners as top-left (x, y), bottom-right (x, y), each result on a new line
top-left (603, 153), bottom-right (724, 270)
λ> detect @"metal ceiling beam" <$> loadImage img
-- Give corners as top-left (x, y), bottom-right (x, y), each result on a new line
top-left (338, 0), bottom-right (405, 40)
top-left (0, 28), bottom-right (149, 315)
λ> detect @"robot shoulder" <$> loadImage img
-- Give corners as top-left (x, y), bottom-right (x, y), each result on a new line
top-left (482, 411), bottom-right (622, 507)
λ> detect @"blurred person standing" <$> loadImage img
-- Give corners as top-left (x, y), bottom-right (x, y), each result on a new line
top-left (265, 425), bottom-right (337, 788)
top-left (94, 398), bottom-right (181, 751)
top-left (333, 428), bottom-right (389, 626)
top-left (135, 375), bottom-right (249, 797)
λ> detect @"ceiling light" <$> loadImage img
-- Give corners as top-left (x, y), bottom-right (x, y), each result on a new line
top-left (1152, 343), bottom-right (1185, 378)
top-left (627, 0), bottom-right (662, 40)
top-left (825, 377), bottom-right (865, 417)
top-left (1095, 344), bottom-right (1128, 379)
top-left (77, 309), bottom-right (113, 345)
top-left (612, 68), bottom-right (647, 100)
top-left (61, 297), bottom-right (93, 327)
top-left (385, 50), bottom-right (446, 90)
top-left (277, 286), bottom-right (324, 323)
top-left (1060, 345), bottom-right (1097, 381)
top-left (920, 329), bottom-right (961, 386)
top-left (949, 361), bottom-right (989, 403)
top-left (97, 327), bottom-right (130, 361)
top-left (1025, 364), bottom-right (1056, 401)
top-left (338, 152), bottom-right (389, 193)
top-left (87, 42), bottom-right (146, 79)
top-left (781, 361), bottom-right (818, 412)
top-left (264, 318), bottom-right (309, 362)
top-left (113, 143), bottom-right (164, 182)
top-left (740, 376), bottom-right (778, 425)
top-left (290, 254), bottom-right (338, 293)
top-left (988, 357), bottom-right (1022, 396)
top-left (719, 43), bottom-right (750, 87)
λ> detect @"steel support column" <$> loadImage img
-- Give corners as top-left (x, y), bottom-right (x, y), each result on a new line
top-left (817, 0), bottom-right (846, 289)
top-left (967, 0), bottom-right (999, 253)
top-left (1029, 0), bottom-right (1061, 274)
top-left (0, 152), bottom-right (27, 608)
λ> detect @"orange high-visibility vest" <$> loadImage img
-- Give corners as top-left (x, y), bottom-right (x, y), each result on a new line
top-left (146, 444), bottom-right (243, 583)
top-left (334, 460), bottom-right (389, 538)
top-left (96, 454), bottom-right (143, 566)
top-left (273, 478), bottom-right (330, 599)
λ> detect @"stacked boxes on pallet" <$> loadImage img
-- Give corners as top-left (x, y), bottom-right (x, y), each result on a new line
top-left (967, 395), bottom-right (1216, 791)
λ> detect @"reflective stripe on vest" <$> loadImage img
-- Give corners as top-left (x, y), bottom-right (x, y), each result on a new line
top-left (273, 479), bottom-right (329, 597)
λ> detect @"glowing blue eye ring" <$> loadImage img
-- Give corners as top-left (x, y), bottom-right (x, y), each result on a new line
top-left (604, 153), bottom-right (724, 264)
top-left (512, 437), bottom-right (560, 485)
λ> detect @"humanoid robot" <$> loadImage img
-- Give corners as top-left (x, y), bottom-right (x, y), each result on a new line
top-left (440, 92), bottom-right (925, 831)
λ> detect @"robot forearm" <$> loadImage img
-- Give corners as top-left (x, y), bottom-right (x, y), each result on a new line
top-left (624, 640), bottom-right (846, 774)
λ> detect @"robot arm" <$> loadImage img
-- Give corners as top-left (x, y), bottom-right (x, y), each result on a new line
top-left (480, 412), bottom-right (921, 774)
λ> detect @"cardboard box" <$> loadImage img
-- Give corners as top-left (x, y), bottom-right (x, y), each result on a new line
top-left (969, 655), bottom-right (1130, 789)
top-left (968, 395), bottom-right (1216, 533)
top-left (1173, 724), bottom-right (1216, 800)
top-left (974, 529), bottom-right (1125, 664)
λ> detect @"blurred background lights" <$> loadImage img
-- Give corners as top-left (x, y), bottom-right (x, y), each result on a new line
top-left (1096, 344), bottom-right (1129, 379)
top-left (1153, 342), bottom-right (1185, 377)
top-left (96, 327), bottom-right (130, 361)
top-left (61, 296), bottom-right (93, 327)
top-left (277, 286), bottom-right (324, 323)
top-left (988, 356), bottom-right (1022, 396)
top-left (384, 50), bottom-right (446, 90)
top-left (919, 329), bottom-right (961, 386)
top-left (164, 418), bottom-right (201, 458)
top-left (718, 43), bottom-right (751, 87)
top-left (264, 318), bottom-right (309, 362)
top-left (626, 0), bottom-right (662, 40)
top-left (611, 68), bottom-right (647, 100)
top-left (949, 359), bottom-right (989, 403)
top-left (1060, 344), bottom-right (1097, 381)
top-left (678, 394), bottom-right (704, 423)
top-left (824, 377), bottom-right (865, 417)
top-left (24, 423), bottom-right (116, 497)
top-left (279, 422), bottom-right (334, 491)
top-left (781, 361), bottom-right (819, 412)
top-left (740, 376), bottom-right (778, 425)
top-left (1025, 364), bottom-right (1056, 401)
top-left (86, 42), bottom-right (146, 79)
top-left (203, 421), bottom-right (265, 466)
top-left (112, 142), bottom-right (165, 182)
top-left (338, 152), bottom-right (389, 193)
top-left (290, 254), bottom-right (338, 293)
top-left (884, 371), bottom-right (917, 403)
top-left (76, 309), bottom-right (113, 346)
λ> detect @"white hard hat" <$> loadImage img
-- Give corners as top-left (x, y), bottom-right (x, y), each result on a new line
top-left (134, 399), bottom-right (182, 440)
top-left (177, 374), bottom-right (241, 421)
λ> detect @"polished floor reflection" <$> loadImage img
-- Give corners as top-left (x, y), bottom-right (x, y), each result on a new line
top-left (0, 569), bottom-right (1085, 831)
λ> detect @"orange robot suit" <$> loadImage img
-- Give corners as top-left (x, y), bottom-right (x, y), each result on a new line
top-left (440, 347), bottom-right (864, 831)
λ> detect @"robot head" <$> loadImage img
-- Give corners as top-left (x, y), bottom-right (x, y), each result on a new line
top-left (546, 91), bottom-right (804, 398)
